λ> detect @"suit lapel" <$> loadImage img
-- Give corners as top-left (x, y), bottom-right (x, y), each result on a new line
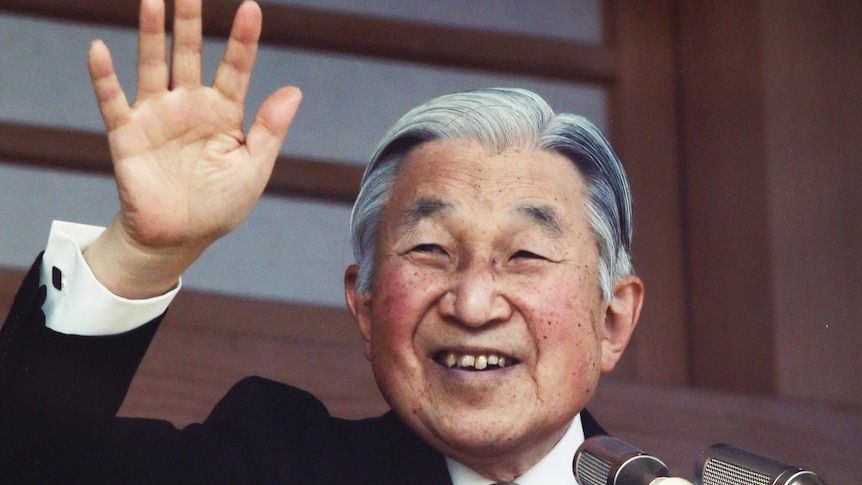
top-left (377, 411), bottom-right (453, 485)
top-left (580, 408), bottom-right (608, 438)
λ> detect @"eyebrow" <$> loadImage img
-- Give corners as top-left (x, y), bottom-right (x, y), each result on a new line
top-left (401, 198), bottom-right (454, 229)
top-left (398, 198), bottom-right (564, 238)
top-left (515, 204), bottom-right (565, 237)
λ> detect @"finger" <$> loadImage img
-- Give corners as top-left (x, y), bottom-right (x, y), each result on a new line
top-left (246, 86), bottom-right (302, 181)
top-left (213, 0), bottom-right (262, 105)
top-left (89, 40), bottom-right (132, 133)
top-left (170, 0), bottom-right (203, 87)
top-left (136, 0), bottom-right (168, 98)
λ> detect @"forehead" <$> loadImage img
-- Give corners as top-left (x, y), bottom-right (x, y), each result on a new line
top-left (386, 139), bottom-right (588, 221)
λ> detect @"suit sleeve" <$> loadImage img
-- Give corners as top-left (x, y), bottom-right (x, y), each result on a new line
top-left (0, 254), bottom-right (164, 482)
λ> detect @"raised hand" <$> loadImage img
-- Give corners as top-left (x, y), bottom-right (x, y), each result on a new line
top-left (83, 0), bottom-right (302, 298)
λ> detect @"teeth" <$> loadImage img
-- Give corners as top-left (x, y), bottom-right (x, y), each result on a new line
top-left (437, 352), bottom-right (513, 370)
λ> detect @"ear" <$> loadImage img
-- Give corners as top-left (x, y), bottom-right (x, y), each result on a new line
top-left (344, 264), bottom-right (373, 361)
top-left (600, 275), bottom-right (644, 373)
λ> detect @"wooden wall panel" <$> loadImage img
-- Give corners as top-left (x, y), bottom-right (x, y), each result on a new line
top-left (591, 378), bottom-right (862, 484)
top-left (675, 1), bottom-right (777, 394)
top-left (609, 0), bottom-right (688, 385)
top-left (674, 0), bottom-right (862, 404)
top-left (759, 0), bottom-right (862, 403)
top-left (0, 269), bottom-right (25, 318)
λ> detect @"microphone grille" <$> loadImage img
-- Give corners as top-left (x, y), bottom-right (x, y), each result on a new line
top-left (698, 443), bottom-right (821, 485)
top-left (576, 449), bottom-right (614, 485)
top-left (574, 436), bottom-right (668, 485)
top-left (700, 456), bottom-right (772, 485)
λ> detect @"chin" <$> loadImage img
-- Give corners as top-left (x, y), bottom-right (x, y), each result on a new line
top-left (426, 411), bottom-right (539, 456)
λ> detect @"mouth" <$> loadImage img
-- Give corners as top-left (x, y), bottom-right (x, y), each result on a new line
top-left (434, 351), bottom-right (518, 371)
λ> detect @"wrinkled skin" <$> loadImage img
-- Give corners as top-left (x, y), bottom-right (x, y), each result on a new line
top-left (346, 139), bottom-right (643, 481)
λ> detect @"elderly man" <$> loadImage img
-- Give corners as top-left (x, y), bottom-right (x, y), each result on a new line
top-left (0, 0), bottom-right (643, 483)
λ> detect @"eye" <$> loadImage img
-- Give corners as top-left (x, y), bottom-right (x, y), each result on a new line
top-left (412, 243), bottom-right (448, 255)
top-left (406, 243), bottom-right (451, 268)
top-left (511, 250), bottom-right (546, 260)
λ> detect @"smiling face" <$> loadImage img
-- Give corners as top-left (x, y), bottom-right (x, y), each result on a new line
top-left (345, 139), bottom-right (642, 480)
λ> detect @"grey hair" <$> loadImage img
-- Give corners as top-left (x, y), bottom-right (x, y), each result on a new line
top-left (349, 88), bottom-right (634, 301)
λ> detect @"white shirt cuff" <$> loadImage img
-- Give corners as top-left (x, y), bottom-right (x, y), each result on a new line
top-left (40, 220), bottom-right (181, 336)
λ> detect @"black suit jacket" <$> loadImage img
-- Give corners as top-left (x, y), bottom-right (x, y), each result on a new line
top-left (0, 256), bottom-right (606, 484)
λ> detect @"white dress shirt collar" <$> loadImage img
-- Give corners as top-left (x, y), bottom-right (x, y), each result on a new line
top-left (446, 414), bottom-right (584, 485)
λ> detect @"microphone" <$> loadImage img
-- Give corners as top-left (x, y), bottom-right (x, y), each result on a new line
top-left (696, 443), bottom-right (826, 485)
top-left (574, 435), bottom-right (672, 485)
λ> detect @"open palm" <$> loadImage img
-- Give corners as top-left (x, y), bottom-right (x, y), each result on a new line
top-left (85, 0), bottom-right (301, 297)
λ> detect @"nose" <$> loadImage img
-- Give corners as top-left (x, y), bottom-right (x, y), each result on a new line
top-left (439, 260), bottom-right (512, 327)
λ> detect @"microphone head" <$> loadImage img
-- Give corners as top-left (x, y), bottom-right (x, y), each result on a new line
top-left (697, 443), bottom-right (826, 485)
top-left (574, 435), bottom-right (670, 485)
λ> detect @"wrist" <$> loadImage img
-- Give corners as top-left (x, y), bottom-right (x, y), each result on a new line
top-left (83, 220), bottom-right (197, 299)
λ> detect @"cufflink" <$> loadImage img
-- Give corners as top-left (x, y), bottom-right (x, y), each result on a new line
top-left (52, 266), bottom-right (62, 291)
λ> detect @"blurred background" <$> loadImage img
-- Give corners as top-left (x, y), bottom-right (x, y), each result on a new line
top-left (0, 1), bottom-right (859, 481)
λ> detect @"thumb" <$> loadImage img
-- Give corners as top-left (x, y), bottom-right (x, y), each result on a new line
top-left (246, 86), bottom-right (303, 178)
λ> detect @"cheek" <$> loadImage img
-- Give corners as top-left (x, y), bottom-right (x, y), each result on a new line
top-left (369, 262), bottom-right (436, 351)
top-left (529, 281), bottom-right (603, 386)
top-left (529, 277), bottom-right (597, 338)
